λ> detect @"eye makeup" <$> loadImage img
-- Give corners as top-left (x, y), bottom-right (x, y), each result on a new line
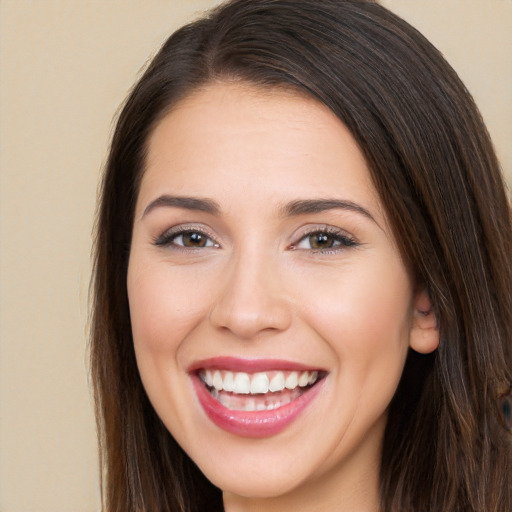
top-left (154, 224), bottom-right (220, 250)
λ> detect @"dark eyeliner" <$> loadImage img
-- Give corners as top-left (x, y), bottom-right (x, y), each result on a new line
top-left (292, 226), bottom-right (360, 252)
top-left (153, 225), bottom-right (217, 248)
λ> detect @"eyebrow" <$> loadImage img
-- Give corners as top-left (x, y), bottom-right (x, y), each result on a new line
top-left (143, 195), bottom-right (221, 217)
top-left (281, 199), bottom-right (377, 223)
top-left (142, 195), bottom-right (377, 225)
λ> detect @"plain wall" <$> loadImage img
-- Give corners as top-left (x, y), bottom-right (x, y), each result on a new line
top-left (0, 1), bottom-right (510, 511)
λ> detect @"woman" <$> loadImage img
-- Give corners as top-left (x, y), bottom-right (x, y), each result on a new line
top-left (90, 0), bottom-right (512, 510)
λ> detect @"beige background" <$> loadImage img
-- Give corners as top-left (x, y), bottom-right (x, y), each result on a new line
top-left (0, 1), bottom-right (510, 511)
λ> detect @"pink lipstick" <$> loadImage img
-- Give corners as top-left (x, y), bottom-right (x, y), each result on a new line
top-left (190, 358), bottom-right (326, 438)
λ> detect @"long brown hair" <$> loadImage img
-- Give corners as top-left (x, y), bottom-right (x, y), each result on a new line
top-left (90, 1), bottom-right (512, 510)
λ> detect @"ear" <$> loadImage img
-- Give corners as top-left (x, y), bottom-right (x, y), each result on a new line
top-left (409, 288), bottom-right (439, 354)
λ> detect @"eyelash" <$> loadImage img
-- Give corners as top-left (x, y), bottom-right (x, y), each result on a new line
top-left (153, 225), bottom-right (359, 253)
top-left (154, 225), bottom-right (219, 250)
top-left (291, 227), bottom-right (359, 254)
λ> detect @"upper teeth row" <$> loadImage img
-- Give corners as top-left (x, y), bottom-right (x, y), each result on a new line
top-left (199, 369), bottom-right (319, 395)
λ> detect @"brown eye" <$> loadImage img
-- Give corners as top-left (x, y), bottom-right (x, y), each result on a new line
top-left (308, 233), bottom-right (336, 249)
top-left (155, 229), bottom-right (218, 249)
top-left (295, 230), bottom-right (357, 251)
top-left (181, 231), bottom-right (209, 247)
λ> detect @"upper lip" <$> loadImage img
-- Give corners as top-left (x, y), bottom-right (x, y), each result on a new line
top-left (188, 356), bottom-right (325, 373)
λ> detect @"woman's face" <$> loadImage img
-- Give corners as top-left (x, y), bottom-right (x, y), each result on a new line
top-left (127, 83), bottom-right (427, 507)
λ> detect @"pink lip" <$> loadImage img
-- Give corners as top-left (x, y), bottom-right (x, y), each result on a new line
top-left (188, 356), bottom-right (322, 373)
top-left (190, 358), bottom-right (326, 438)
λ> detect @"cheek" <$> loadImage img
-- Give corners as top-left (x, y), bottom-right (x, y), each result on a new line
top-left (127, 261), bottom-right (213, 357)
top-left (126, 259), bottom-right (215, 437)
top-left (296, 256), bottom-right (413, 383)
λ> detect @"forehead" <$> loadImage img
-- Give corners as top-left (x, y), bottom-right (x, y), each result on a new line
top-left (140, 82), bottom-right (385, 223)
top-left (147, 81), bottom-right (360, 154)
top-left (145, 83), bottom-right (355, 168)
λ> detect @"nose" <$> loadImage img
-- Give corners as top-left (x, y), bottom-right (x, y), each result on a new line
top-left (209, 251), bottom-right (292, 340)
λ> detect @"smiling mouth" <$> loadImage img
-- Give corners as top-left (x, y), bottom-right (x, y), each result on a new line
top-left (198, 369), bottom-right (325, 412)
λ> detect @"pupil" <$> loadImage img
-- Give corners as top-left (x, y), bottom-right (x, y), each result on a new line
top-left (311, 233), bottom-right (332, 249)
top-left (184, 232), bottom-right (206, 247)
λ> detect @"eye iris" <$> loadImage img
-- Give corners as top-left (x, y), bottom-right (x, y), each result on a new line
top-left (310, 233), bottom-right (334, 249)
top-left (183, 232), bottom-right (207, 247)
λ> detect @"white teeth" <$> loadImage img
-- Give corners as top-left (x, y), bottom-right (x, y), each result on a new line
top-left (211, 386), bottom-right (304, 411)
top-left (218, 392), bottom-right (230, 408)
top-left (212, 370), bottom-right (223, 391)
top-left (250, 372), bottom-right (269, 394)
top-left (298, 371), bottom-right (310, 387)
top-left (199, 369), bottom-right (321, 395)
top-left (269, 372), bottom-right (285, 392)
top-left (244, 398), bottom-right (256, 411)
top-left (223, 371), bottom-right (234, 392)
top-left (233, 372), bottom-right (251, 394)
top-left (285, 372), bottom-right (298, 390)
top-left (204, 370), bottom-right (213, 387)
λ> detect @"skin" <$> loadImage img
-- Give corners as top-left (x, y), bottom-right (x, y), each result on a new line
top-left (127, 83), bottom-right (439, 512)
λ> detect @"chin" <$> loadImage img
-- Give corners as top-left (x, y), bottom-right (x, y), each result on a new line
top-left (209, 465), bottom-right (307, 500)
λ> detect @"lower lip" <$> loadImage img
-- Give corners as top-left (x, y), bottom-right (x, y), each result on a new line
top-left (191, 375), bottom-right (324, 438)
